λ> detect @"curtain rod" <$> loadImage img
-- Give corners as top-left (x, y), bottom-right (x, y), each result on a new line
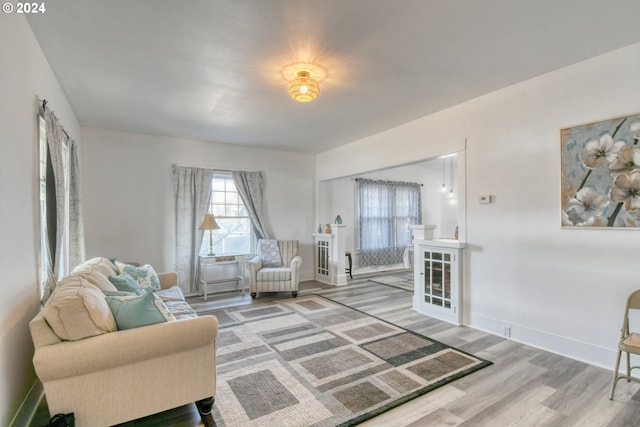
top-left (354, 177), bottom-right (423, 186)
top-left (172, 163), bottom-right (261, 173)
top-left (40, 98), bottom-right (71, 141)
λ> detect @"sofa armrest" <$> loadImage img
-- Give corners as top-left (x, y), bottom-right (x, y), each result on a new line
top-left (158, 272), bottom-right (178, 289)
top-left (33, 315), bottom-right (218, 382)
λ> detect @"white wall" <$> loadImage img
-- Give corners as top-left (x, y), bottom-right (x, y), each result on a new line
top-left (316, 41), bottom-right (640, 369)
top-left (0, 14), bottom-right (81, 426)
top-left (80, 128), bottom-right (316, 281)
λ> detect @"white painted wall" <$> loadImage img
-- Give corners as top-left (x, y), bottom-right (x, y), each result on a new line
top-left (0, 14), bottom-right (81, 426)
top-left (80, 128), bottom-right (316, 281)
top-left (316, 42), bottom-right (640, 369)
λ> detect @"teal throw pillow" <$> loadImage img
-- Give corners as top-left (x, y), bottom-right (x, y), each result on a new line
top-left (105, 292), bottom-right (175, 330)
top-left (108, 272), bottom-right (146, 295)
top-left (122, 264), bottom-right (161, 292)
top-left (102, 290), bottom-right (138, 297)
top-left (260, 239), bottom-right (283, 267)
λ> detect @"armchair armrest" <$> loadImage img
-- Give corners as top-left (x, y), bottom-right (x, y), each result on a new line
top-left (33, 315), bottom-right (218, 381)
top-left (246, 256), bottom-right (263, 274)
top-left (290, 255), bottom-right (302, 270)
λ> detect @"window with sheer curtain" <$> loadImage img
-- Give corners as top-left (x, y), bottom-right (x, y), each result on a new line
top-left (199, 173), bottom-right (255, 255)
top-left (355, 178), bottom-right (421, 266)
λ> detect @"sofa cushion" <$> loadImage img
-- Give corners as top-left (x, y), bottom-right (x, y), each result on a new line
top-left (122, 264), bottom-right (161, 292)
top-left (43, 275), bottom-right (117, 341)
top-left (164, 300), bottom-right (198, 320)
top-left (105, 292), bottom-right (175, 330)
top-left (108, 272), bottom-right (146, 295)
top-left (154, 285), bottom-right (186, 302)
top-left (259, 239), bottom-right (283, 267)
top-left (72, 257), bottom-right (119, 277)
top-left (70, 257), bottom-right (119, 292)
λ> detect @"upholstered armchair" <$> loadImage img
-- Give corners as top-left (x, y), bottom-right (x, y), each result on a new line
top-left (246, 239), bottom-right (302, 299)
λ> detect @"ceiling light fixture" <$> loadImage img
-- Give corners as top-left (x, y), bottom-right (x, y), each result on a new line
top-left (288, 70), bottom-right (320, 103)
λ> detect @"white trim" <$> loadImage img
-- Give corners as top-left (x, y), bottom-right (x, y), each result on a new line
top-left (468, 312), bottom-right (615, 370)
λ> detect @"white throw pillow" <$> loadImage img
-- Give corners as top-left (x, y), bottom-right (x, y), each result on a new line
top-left (260, 239), bottom-right (283, 267)
top-left (43, 275), bottom-right (117, 341)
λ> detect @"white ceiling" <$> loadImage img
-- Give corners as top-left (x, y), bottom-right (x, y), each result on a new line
top-left (27, 0), bottom-right (640, 154)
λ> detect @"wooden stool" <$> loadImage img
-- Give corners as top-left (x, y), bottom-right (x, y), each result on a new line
top-left (345, 251), bottom-right (353, 279)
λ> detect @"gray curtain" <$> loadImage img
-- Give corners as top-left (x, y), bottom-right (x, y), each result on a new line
top-left (173, 165), bottom-right (214, 293)
top-left (356, 178), bottom-right (422, 266)
top-left (68, 139), bottom-right (86, 269)
top-left (232, 171), bottom-right (270, 239)
top-left (41, 107), bottom-right (86, 304)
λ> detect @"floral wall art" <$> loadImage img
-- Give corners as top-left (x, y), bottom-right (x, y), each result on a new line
top-left (561, 113), bottom-right (640, 227)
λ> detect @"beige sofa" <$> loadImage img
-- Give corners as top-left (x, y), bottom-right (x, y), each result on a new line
top-left (29, 257), bottom-right (218, 427)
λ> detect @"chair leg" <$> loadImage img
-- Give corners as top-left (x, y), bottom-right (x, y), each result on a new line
top-left (610, 349), bottom-right (623, 400)
top-left (627, 352), bottom-right (631, 382)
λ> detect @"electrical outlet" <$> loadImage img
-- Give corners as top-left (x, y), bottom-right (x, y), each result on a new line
top-left (502, 325), bottom-right (511, 338)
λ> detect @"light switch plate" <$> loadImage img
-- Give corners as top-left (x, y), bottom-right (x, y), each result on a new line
top-left (479, 195), bottom-right (493, 204)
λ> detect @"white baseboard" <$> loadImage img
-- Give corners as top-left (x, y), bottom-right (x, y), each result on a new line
top-left (468, 312), bottom-right (616, 371)
top-left (10, 380), bottom-right (43, 427)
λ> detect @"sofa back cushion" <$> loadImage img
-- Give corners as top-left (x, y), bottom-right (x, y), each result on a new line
top-left (70, 257), bottom-right (119, 292)
top-left (43, 275), bottom-right (117, 341)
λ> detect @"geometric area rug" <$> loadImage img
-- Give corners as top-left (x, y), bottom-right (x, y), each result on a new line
top-left (198, 295), bottom-right (492, 427)
top-left (367, 272), bottom-right (414, 292)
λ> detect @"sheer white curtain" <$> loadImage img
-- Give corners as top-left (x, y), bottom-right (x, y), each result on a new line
top-left (173, 165), bottom-right (214, 293)
top-left (356, 178), bottom-right (421, 267)
top-left (41, 105), bottom-right (86, 304)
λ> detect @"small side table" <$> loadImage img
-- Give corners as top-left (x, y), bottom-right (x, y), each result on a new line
top-left (199, 254), bottom-right (246, 300)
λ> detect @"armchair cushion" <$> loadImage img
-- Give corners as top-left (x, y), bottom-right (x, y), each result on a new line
top-left (259, 239), bottom-right (283, 267)
top-left (257, 267), bottom-right (292, 282)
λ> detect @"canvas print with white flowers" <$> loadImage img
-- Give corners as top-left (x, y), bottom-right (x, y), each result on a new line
top-left (561, 113), bottom-right (640, 227)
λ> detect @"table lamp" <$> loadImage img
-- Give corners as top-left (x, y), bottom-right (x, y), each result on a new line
top-left (198, 213), bottom-right (220, 256)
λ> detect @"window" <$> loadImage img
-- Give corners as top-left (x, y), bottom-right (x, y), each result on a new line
top-left (356, 178), bottom-right (421, 266)
top-left (200, 173), bottom-right (254, 255)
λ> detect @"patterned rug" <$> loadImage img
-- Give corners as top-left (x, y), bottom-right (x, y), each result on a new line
top-left (200, 295), bottom-right (491, 427)
top-left (367, 271), bottom-right (414, 292)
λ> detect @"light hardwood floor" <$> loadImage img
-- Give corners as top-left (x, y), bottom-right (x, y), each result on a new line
top-left (30, 278), bottom-right (640, 426)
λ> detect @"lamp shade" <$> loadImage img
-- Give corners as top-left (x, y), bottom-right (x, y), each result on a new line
top-left (198, 213), bottom-right (220, 230)
top-left (288, 70), bottom-right (320, 102)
